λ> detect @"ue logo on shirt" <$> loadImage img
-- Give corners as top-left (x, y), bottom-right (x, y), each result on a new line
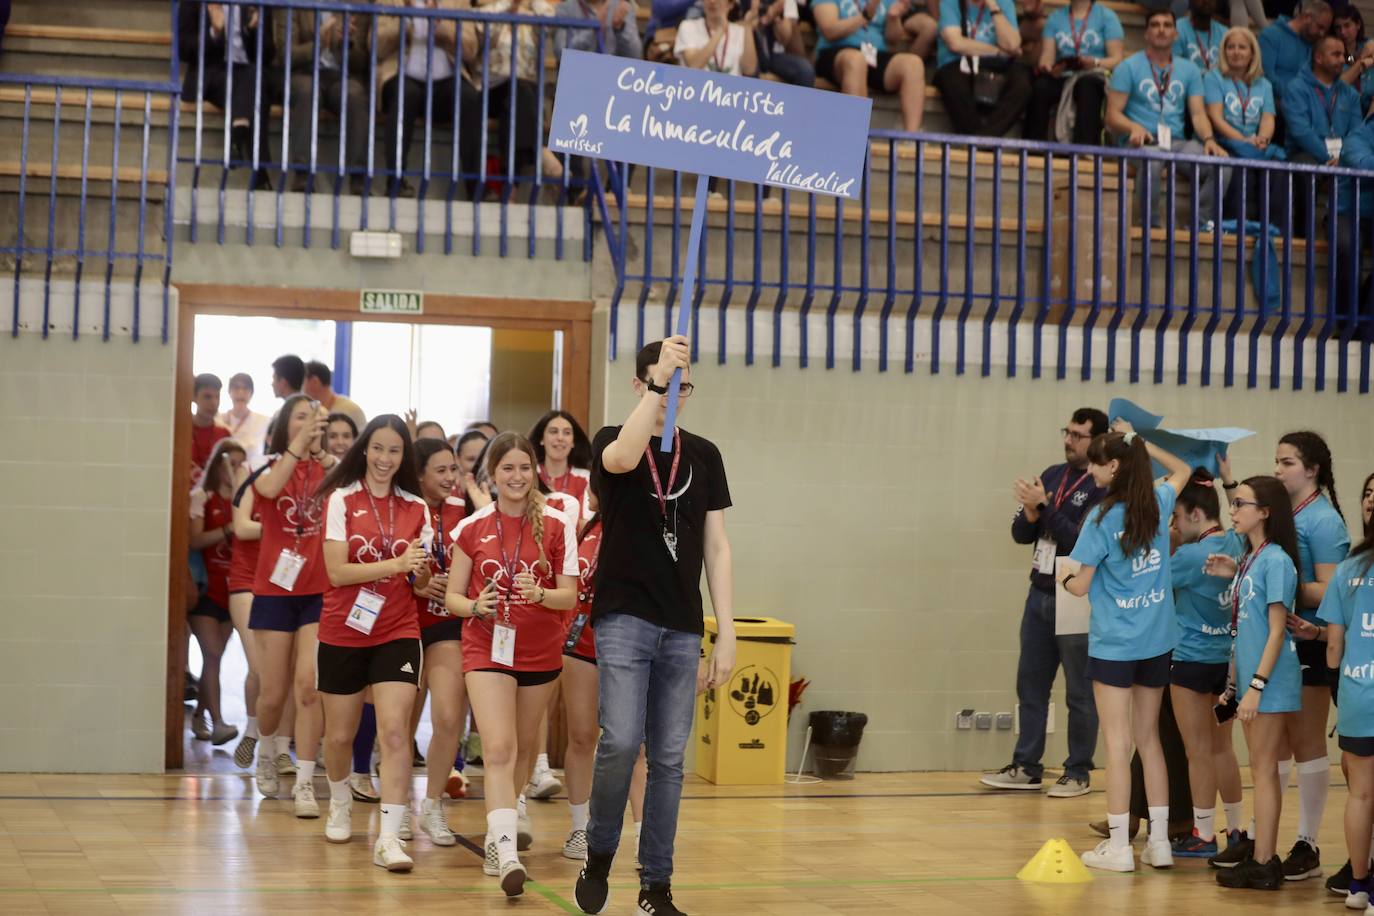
top-left (1360, 611), bottom-right (1374, 636)
top-left (1130, 548), bottom-right (1163, 576)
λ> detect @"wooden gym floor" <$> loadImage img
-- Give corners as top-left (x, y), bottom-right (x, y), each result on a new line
top-left (0, 764), bottom-right (1359, 915)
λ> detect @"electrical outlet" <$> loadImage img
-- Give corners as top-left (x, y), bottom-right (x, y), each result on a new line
top-left (996, 712), bottom-right (1013, 730)
top-left (975, 712), bottom-right (993, 730)
top-left (955, 708), bottom-right (975, 730)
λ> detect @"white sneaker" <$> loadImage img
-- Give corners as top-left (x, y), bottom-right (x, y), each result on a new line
top-left (979, 764), bottom-right (1043, 791)
top-left (210, 721), bottom-right (239, 746)
top-left (483, 836), bottom-right (500, 877)
top-left (254, 755), bottom-right (279, 797)
top-left (527, 764), bottom-right (563, 800)
top-left (1141, 838), bottom-right (1173, 869)
top-left (233, 733), bottom-right (257, 768)
top-left (190, 709), bottom-right (212, 741)
top-left (499, 858), bottom-right (527, 897)
top-left (563, 828), bottom-right (588, 860)
top-left (348, 773), bottom-right (379, 803)
top-left (398, 806), bottom-right (413, 841)
top-left (1349, 888), bottom-right (1371, 909)
top-left (1047, 775), bottom-right (1090, 799)
top-left (517, 806), bottom-right (533, 851)
top-left (420, 798), bottom-right (456, 846)
top-left (373, 835), bottom-right (413, 872)
top-left (275, 752), bottom-right (297, 776)
top-left (1081, 839), bottom-right (1134, 872)
top-left (325, 799), bottom-right (352, 843)
top-left (293, 781), bottom-right (320, 819)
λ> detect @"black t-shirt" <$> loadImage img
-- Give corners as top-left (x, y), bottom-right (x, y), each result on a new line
top-left (591, 425), bottom-right (732, 635)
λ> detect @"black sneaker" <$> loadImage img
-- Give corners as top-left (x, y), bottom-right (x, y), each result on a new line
top-left (1208, 829), bottom-right (1253, 869)
top-left (638, 884), bottom-right (686, 915)
top-left (1216, 855), bottom-right (1283, 890)
top-left (1327, 859), bottom-right (1370, 895)
top-left (1281, 839), bottom-right (1322, 881)
top-left (574, 851), bottom-right (613, 914)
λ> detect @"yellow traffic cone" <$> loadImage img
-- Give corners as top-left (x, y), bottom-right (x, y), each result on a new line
top-left (1016, 838), bottom-right (1094, 884)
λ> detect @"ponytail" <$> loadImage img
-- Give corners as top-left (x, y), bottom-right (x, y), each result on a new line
top-left (1280, 431), bottom-right (1342, 520)
top-left (526, 489), bottom-right (549, 576)
top-left (1088, 431), bottom-right (1160, 557)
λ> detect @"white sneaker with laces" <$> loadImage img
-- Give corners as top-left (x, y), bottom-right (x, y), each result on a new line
top-left (325, 799), bottom-right (352, 843)
top-left (1082, 839), bottom-right (1135, 872)
top-left (527, 764), bottom-right (563, 800)
top-left (293, 781), bottom-right (320, 819)
top-left (1047, 775), bottom-right (1090, 798)
top-left (373, 835), bottom-right (413, 872)
top-left (275, 752), bottom-right (297, 776)
top-left (499, 858), bottom-right (527, 897)
top-left (190, 710), bottom-right (212, 741)
top-left (1141, 837), bottom-right (1173, 869)
top-left (483, 837), bottom-right (500, 877)
top-left (210, 721), bottom-right (239, 746)
top-left (420, 798), bottom-right (456, 846)
top-left (563, 828), bottom-right (588, 860)
top-left (979, 764), bottom-right (1043, 790)
top-left (254, 755), bottom-right (279, 797)
top-left (398, 806), bottom-right (413, 841)
top-left (348, 773), bottom-right (379, 803)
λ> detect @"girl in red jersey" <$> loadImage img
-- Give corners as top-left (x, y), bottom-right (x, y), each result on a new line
top-left (455, 429), bottom-right (492, 514)
top-left (249, 395), bottom-right (334, 816)
top-left (445, 432), bottom-right (579, 897)
top-left (410, 438), bottom-right (470, 846)
top-left (317, 414), bottom-right (431, 872)
top-left (188, 437), bottom-right (246, 746)
top-left (531, 410), bottom-right (593, 524)
top-left (559, 487), bottom-right (601, 860)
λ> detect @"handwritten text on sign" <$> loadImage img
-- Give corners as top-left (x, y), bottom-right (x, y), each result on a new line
top-left (548, 50), bottom-right (872, 200)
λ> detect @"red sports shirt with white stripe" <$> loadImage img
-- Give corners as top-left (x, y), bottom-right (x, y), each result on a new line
top-left (452, 501), bottom-right (578, 672)
top-left (541, 465), bottom-right (591, 523)
top-left (566, 522), bottom-right (601, 660)
top-left (416, 495), bottom-right (466, 629)
top-left (321, 482), bottom-right (433, 647)
top-left (252, 458), bottom-right (330, 596)
top-left (191, 489), bottom-right (235, 607)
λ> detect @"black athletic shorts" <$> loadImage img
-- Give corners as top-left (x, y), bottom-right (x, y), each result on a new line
top-left (1087, 651), bottom-right (1172, 689)
top-left (469, 667), bottom-right (562, 687)
top-left (421, 617), bottom-right (464, 648)
top-left (1296, 638), bottom-right (1328, 687)
top-left (190, 594), bottom-right (231, 623)
top-left (317, 638), bottom-right (422, 695)
top-left (1170, 660), bottom-right (1229, 696)
top-left (1340, 735), bottom-right (1374, 757)
top-left (815, 47), bottom-right (909, 94)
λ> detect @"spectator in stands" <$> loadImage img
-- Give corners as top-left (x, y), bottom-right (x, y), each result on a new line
top-left (1336, 120), bottom-right (1374, 340)
top-left (1104, 9), bottom-right (1227, 227)
top-left (279, 1), bottom-right (373, 194)
top-left (1259, 0), bottom-right (1333, 121)
top-left (1231, 0), bottom-right (1268, 31)
top-left (933, 0), bottom-right (1031, 137)
top-left (1206, 27), bottom-right (1288, 223)
top-left (302, 360), bottom-right (367, 430)
top-left (1283, 34), bottom-right (1361, 233)
top-left (554, 0), bottom-right (642, 59)
top-left (177, 3), bottom-right (282, 190)
top-left (746, 0), bottom-right (817, 87)
top-left (1334, 7), bottom-right (1374, 112)
top-left (271, 354), bottom-right (306, 398)
top-left (676, 0), bottom-right (758, 74)
top-left (474, 0), bottom-right (558, 185)
top-left (813, 0), bottom-right (927, 132)
top-left (218, 372), bottom-right (271, 461)
top-left (1023, 0), bottom-right (1124, 145)
top-left (1174, 0), bottom-right (1225, 71)
top-left (376, 0), bottom-right (483, 198)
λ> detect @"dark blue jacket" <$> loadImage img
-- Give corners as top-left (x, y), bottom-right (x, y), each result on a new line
top-left (1011, 463), bottom-right (1105, 595)
top-left (1282, 67), bottom-right (1363, 163)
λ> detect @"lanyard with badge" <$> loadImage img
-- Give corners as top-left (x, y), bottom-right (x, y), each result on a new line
top-left (489, 509), bottom-right (526, 666)
top-left (426, 502), bottom-right (448, 617)
top-left (268, 460), bottom-right (315, 591)
top-left (565, 529), bottom-right (601, 652)
top-left (1151, 61), bottom-right (1174, 150)
top-left (646, 433), bottom-right (683, 562)
top-left (1230, 540), bottom-right (1270, 637)
top-left (959, 5), bottom-right (990, 74)
top-left (1032, 469), bottom-right (1091, 575)
top-left (346, 489), bottom-right (395, 636)
top-left (1314, 84), bottom-right (1344, 158)
top-left (1068, 10), bottom-right (1089, 58)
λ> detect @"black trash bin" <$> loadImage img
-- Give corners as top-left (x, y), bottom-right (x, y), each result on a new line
top-left (809, 710), bottom-right (867, 780)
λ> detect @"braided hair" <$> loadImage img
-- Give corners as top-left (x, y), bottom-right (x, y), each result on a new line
top-left (1279, 431), bottom-right (1343, 520)
top-left (485, 431), bottom-right (550, 576)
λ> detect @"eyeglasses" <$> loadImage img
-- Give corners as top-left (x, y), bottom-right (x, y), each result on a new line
top-left (644, 380), bottom-right (695, 398)
top-left (1231, 499), bottom-right (1262, 510)
top-left (1060, 428), bottom-right (1093, 442)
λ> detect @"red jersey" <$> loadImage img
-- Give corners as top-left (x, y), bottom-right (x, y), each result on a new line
top-left (191, 421), bottom-right (231, 479)
top-left (565, 522), bottom-right (601, 659)
top-left (320, 482), bottom-right (433, 647)
top-left (541, 465), bottom-right (591, 523)
top-left (192, 489), bottom-right (235, 607)
top-left (228, 465), bottom-right (265, 594)
top-left (452, 501), bottom-right (578, 673)
top-left (416, 495), bottom-right (467, 629)
top-left (252, 458), bottom-right (330, 596)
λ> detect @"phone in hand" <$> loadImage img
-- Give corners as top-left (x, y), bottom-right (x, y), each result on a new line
top-left (1213, 694), bottom-right (1238, 724)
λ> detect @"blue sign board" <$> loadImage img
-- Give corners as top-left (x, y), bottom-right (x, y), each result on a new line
top-left (548, 49), bottom-right (873, 200)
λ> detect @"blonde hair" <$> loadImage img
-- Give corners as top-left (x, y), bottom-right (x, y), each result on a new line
top-left (485, 431), bottom-right (550, 576)
top-left (1219, 27), bottom-right (1263, 84)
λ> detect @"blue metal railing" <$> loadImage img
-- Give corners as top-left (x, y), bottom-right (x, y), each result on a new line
top-left (604, 131), bottom-right (1374, 393)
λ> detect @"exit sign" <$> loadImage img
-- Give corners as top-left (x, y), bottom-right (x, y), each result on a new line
top-left (360, 289), bottom-right (423, 314)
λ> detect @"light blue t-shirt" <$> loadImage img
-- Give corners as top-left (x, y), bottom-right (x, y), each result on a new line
top-left (1318, 554), bottom-right (1374, 738)
top-left (813, 0), bottom-right (895, 53)
top-left (936, 0), bottom-right (1019, 71)
top-left (1042, 3), bottom-right (1122, 64)
top-left (1070, 483), bottom-right (1177, 661)
top-left (1108, 52), bottom-right (1206, 145)
top-left (1294, 494), bottom-right (1350, 620)
top-left (1171, 530), bottom-right (1245, 664)
top-left (1203, 72), bottom-right (1276, 138)
top-left (1173, 16), bottom-right (1226, 71)
top-left (1233, 544), bottom-right (1300, 713)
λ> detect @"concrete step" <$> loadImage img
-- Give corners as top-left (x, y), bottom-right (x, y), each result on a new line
top-left (11, 0), bottom-right (171, 33)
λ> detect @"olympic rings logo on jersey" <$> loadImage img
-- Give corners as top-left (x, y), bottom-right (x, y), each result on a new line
top-left (477, 557), bottom-right (542, 605)
top-left (349, 533), bottom-right (413, 580)
top-left (278, 494), bottom-right (324, 534)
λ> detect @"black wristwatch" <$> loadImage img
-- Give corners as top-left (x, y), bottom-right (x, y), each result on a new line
top-left (646, 380), bottom-right (669, 394)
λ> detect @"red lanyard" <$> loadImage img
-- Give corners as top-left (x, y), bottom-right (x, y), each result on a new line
top-left (285, 459), bottom-right (317, 540)
top-left (365, 488), bottom-right (396, 554)
top-left (711, 25), bottom-right (731, 71)
top-left (1231, 540), bottom-right (1269, 633)
top-left (578, 527), bottom-right (602, 604)
top-left (1193, 26), bottom-right (1212, 69)
top-left (1198, 526), bottom-right (1224, 542)
top-left (541, 464), bottom-right (572, 495)
top-left (492, 509), bottom-right (527, 616)
top-left (971, 6), bottom-right (989, 35)
top-left (1314, 84), bottom-right (1339, 136)
top-left (1294, 490), bottom-right (1320, 516)
top-left (430, 501), bottom-right (447, 572)
top-left (1068, 12), bottom-right (1089, 56)
top-left (644, 434), bottom-right (682, 521)
top-left (1151, 62), bottom-right (1173, 114)
top-left (1233, 79), bottom-right (1252, 127)
top-left (1054, 469), bottom-right (1091, 511)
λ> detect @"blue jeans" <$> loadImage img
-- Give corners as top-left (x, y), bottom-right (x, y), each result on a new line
top-left (586, 612), bottom-right (700, 886)
top-left (1011, 588), bottom-right (1098, 780)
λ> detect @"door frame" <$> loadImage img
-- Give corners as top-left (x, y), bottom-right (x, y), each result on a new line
top-left (166, 283), bottom-right (594, 769)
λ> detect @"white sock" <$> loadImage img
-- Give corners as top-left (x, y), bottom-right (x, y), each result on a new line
top-left (295, 759), bottom-right (315, 788)
top-left (380, 803), bottom-right (405, 839)
top-left (276, 734), bottom-right (293, 757)
top-left (1107, 812), bottom-right (1131, 850)
top-left (1223, 801), bottom-right (1244, 834)
top-left (536, 753), bottom-right (550, 771)
top-left (329, 779), bottom-right (350, 803)
top-left (258, 734), bottom-right (276, 761)
top-left (1147, 806), bottom-right (1169, 844)
top-left (1194, 807), bottom-right (1216, 842)
top-left (570, 802), bottom-right (590, 832)
top-left (1277, 756), bottom-right (1294, 788)
top-left (517, 794), bottom-right (528, 817)
top-left (245, 716), bottom-right (259, 739)
top-left (1296, 757), bottom-right (1330, 847)
top-left (488, 808), bottom-right (519, 865)
top-left (1249, 817), bottom-right (1256, 837)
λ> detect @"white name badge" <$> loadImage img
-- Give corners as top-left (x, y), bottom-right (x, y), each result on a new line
top-left (1033, 537), bottom-right (1057, 575)
top-left (269, 549), bottom-right (306, 591)
top-left (783, 0), bottom-right (799, 18)
top-left (346, 588), bottom-right (385, 635)
top-left (1156, 123), bottom-right (1172, 152)
top-left (491, 623), bottom-right (517, 667)
top-left (959, 54), bottom-right (973, 75)
top-left (1327, 137), bottom-right (1343, 160)
top-left (860, 41), bottom-right (878, 69)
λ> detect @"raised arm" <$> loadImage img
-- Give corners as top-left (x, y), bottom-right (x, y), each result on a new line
top-left (600, 335), bottom-right (690, 474)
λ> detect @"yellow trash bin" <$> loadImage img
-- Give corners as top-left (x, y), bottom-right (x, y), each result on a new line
top-left (695, 616), bottom-right (795, 785)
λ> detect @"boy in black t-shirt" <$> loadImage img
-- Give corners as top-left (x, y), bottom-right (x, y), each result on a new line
top-left (574, 336), bottom-right (736, 916)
